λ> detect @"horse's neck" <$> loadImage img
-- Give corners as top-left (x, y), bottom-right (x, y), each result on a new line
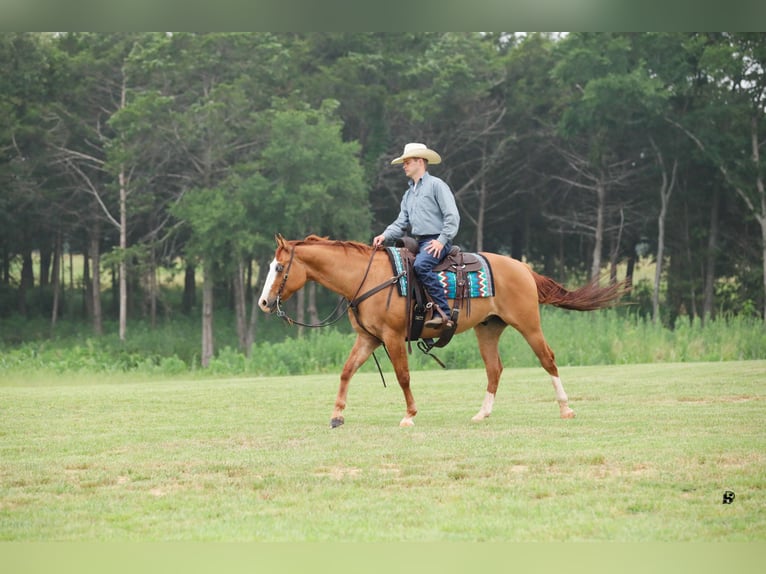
top-left (298, 245), bottom-right (380, 299)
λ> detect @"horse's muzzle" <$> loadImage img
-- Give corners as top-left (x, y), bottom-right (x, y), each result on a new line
top-left (259, 297), bottom-right (276, 313)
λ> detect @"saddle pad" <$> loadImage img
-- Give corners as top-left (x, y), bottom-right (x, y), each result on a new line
top-left (386, 247), bottom-right (495, 299)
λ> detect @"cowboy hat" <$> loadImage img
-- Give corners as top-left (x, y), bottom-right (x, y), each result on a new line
top-left (391, 142), bottom-right (442, 165)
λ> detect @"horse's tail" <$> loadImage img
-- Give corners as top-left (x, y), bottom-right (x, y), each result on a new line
top-left (532, 271), bottom-right (629, 311)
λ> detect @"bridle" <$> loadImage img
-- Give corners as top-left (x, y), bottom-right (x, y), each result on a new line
top-left (273, 244), bottom-right (351, 328)
top-left (270, 243), bottom-right (405, 387)
top-left (272, 247), bottom-right (304, 323)
top-left (272, 244), bottom-right (404, 330)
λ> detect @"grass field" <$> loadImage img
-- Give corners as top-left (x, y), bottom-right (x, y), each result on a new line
top-left (1, 360), bottom-right (764, 542)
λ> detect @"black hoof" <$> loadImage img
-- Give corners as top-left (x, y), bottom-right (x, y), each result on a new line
top-left (330, 417), bottom-right (344, 428)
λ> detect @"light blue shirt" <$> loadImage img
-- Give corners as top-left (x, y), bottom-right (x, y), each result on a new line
top-left (382, 172), bottom-right (460, 247)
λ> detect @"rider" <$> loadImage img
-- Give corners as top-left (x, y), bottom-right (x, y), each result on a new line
top-left (372, 143), bottom-right (460, 329)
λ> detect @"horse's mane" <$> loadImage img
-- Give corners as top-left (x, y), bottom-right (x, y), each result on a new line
top-left (288, 234), bottom-right (374, 255)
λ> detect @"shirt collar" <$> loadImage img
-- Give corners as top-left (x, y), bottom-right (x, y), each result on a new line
top-left (409, 171), bottom-right (430, 189)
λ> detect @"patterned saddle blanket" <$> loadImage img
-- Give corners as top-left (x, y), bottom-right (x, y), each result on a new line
top-left (386, 247), bottom-right (495, 299)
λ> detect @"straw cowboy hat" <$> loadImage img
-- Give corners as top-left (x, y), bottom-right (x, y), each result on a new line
top-left (391, 142), bottom-right (442, 165)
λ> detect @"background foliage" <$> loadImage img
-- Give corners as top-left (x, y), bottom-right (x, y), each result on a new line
top-left (2, 32), bottom-right (765, 369)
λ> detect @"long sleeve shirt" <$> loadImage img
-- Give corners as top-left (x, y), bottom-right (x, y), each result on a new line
top-left (382, 172), bottom-right (460, 248)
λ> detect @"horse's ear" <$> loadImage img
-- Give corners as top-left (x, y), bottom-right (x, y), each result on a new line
top-left (275, 233), bottom-right (286, 247)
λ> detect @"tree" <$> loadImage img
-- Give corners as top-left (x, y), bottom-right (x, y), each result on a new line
top-left (50, 33), bottom-right (164, 337)
top-left (648, 137), bottom-right (679, 322)
top-left (376, 33), bottom-right (514, 251)
top-left (3, 32), bottom-right (766, 346)
top-left (551, 33), bottom-right (668, 282)
top-left (172, 172), bottom-right (270, 365)
top-left (668, 33), bottom-right (766, 320)
top-left (173, 100), bottom-right (369, 364)
top-left (257, 101), bottom-right (371, 333)
top-left (0, 33), bottom-right (62, 317)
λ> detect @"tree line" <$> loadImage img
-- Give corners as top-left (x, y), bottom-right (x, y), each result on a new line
top-left (2, 32), bottom-right (764, 364)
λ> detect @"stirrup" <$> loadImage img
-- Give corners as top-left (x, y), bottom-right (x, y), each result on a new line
top-left (424, 306), bottom-right (452, 329)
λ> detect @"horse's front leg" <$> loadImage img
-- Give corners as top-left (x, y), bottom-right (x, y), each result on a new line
top-left (383, 338), bottom-right (417, 427)
top-left (332, 333), bottom-right (380, 428)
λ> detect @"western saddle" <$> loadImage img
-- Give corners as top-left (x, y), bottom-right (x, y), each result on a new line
top-left (394, 237), bottom-right (485, 358)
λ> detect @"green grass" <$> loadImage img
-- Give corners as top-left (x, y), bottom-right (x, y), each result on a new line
top-left (1, 360), bottom-right (764, 541)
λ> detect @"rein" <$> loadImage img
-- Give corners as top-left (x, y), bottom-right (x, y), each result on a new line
top-left (272, 246), bottom-right (404, 387)
top-left (274, 246), bottom-right (350, 328)
top-left (274, 246), bottom-right (401, 328)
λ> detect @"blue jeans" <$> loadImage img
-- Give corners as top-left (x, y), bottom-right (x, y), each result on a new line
top-left (414, 236), bottom-right (451, 313)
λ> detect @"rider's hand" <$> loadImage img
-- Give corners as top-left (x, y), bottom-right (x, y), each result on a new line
top-left (372, 234), bottom-right (386, 248)
top-left (426, 239), bottom-right (444, 258)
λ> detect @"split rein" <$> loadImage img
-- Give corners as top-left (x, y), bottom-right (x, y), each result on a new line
top-left (273, 246), bottom-right (403, 329)
top-left (272, 246), bottom-right (404, 387)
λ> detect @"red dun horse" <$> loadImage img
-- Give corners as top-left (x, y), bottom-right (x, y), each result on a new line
top-left (259, 235), bottom-right (627, 428)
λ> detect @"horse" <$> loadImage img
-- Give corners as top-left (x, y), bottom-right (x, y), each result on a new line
top-left (258, 234), bottom-right (628, 428)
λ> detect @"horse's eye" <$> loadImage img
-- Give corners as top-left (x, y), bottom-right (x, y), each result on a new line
top-left (275, 263), bottom-right (285, 273)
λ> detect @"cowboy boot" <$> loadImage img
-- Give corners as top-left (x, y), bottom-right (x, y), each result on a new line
top-left (424, 306), bottom-right (452, 329)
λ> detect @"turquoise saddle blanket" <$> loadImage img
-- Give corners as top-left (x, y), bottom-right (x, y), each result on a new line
top-left (386, 247), bottom-right (495, 299)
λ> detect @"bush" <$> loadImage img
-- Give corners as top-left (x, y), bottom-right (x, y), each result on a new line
top-left (1, 309), bottom-right (764, 379)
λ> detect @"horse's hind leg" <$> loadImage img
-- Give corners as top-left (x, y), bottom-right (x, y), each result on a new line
top-left (332, 333), bottom-right (380, 428)
top-left (520, 326), bottom-right (575, 419)
top-left (472, 318), bottom-right (507, 421)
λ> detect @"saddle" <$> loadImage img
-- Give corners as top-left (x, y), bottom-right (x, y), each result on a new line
top-left (393, 237), bottom-right (485, 356)
top-left (396, 236), bottom-right (486, 274)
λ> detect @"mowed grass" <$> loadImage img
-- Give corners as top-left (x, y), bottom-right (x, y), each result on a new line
top-left (1, 361), bottom-right (764, 541)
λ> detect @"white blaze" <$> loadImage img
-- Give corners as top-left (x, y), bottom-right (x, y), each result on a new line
top-left (258, 258), bottom-right (281, 312)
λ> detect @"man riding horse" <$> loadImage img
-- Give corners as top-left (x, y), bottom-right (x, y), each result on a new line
top-left (372, 143), bottom-right (460, 330)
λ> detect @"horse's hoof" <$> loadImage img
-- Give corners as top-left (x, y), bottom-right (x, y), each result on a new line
top-left (399, 417), bottom-right (415, 427)
top-left (560, 408), bottom-right (576, 419)
top-left (330, 417), bottom-right (345, 428)
top-left (471, 413), bottom-right (489, 422)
